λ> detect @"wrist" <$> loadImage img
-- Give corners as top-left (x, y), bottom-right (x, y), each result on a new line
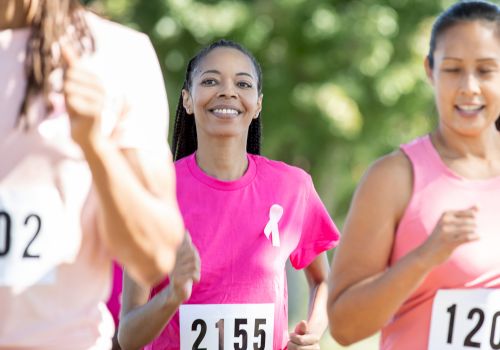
top-left (77, 133), bottom-right (110, 160)
top-left (410, 244), bottom-right (436, 273)
top-left (161, 284), bottom-right (185, 308)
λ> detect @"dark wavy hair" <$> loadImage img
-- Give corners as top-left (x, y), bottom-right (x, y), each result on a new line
top-left (171, 39), bottom-right (263, 161)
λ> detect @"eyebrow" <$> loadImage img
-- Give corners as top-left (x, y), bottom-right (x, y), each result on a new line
top-left (201, 69), bottom-right (255, 79)
top-left (441, 57), bottom-right (500, 62)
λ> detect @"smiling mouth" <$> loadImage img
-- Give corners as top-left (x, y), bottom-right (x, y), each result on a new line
top-left (209, 108), bottom-right (242, 118)
top-left (455, 104), bottom-right (485, 116)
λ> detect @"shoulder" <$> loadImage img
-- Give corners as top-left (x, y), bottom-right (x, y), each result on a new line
top-left (174, 155), bottom-right (191, 174)
top-left (84, 11), bottom-right (151, 52)
top-left (354, 149), bottom-right (413, 221)
top-left (252, 154), bottom-right (312, 184)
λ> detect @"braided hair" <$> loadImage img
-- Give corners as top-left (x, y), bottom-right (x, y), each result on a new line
top-left (18, 0), bottom-right (95, 128)
top-left (172, 39), bottom-right (263, 161)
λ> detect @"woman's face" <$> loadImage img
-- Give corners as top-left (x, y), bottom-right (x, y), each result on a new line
top-left (426, 21), bottom-right (500, 137)
top-left (183, 47), bottom-right (262, 142)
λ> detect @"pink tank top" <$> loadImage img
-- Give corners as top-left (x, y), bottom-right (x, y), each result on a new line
top-left (381, 135), bottom-right (500, 350)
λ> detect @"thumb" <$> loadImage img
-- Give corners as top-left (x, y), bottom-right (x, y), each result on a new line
top-left (61, 45), bottom-right (78, 68)
top-left (294, 320), bottom-right (308, 335)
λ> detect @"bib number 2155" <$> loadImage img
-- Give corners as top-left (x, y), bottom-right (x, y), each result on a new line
top-left (180, 304), bottom-right (274, 350)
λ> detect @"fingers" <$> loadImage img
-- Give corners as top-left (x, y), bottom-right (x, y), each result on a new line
top-left (61, 45), bottom-right (78, 68)
top-left (288, 321), bottom-right (319, 349)
top-left (422, 206), bottom-right (480, 266)
top-left (294, 320), bottom-right (308, 335)
top-left (287, 332), bottom-right (321, 349)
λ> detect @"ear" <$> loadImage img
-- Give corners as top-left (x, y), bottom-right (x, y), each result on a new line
top-left (182, 89), bottom-right (194, 115)
top-left (424, 56), bottom-right (435, 86)
top-left (254, 94), bottom-right (263, 119)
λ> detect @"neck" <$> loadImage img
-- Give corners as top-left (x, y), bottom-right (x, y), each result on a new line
top-left (432, 124), bottom-right (500, 160)
top-left (0, 0), bottom-right (37, 30)
top-left (195, 137), bottom-right (249, 181)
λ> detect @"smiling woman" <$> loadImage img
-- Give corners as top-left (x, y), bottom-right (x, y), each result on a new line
top-left (327, 2), bottom-right (500, 350)
top-left (118, 39), bottom-right (341, 350)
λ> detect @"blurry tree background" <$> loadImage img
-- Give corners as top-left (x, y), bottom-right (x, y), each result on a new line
top-left (88, 0), bottom-right (459, 348)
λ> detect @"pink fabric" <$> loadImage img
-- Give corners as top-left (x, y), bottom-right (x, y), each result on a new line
top-left (0, 12), bottom-right (169, 349)
top-left (106, 262), bottom-right (123, 327)
top-left (381, 135), bottom-right (500, 350)
top-left (146, 153), bottom-right (340, 350)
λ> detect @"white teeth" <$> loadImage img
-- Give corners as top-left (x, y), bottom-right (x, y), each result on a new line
top-left (213, 108), bottom-right (239, 115)
top-left (458, 105), bottom-right (483, 111)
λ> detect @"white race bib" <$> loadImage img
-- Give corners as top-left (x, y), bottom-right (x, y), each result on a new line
top-left (0, 187), bottom-right (77, 289)
top-left (429, 289), bottom-right (500, 350)
top-left (180, 303), bottom-right (274, 350)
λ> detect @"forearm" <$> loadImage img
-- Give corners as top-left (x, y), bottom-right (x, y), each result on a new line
top-left (329, 248), bottom-right (434, 345)
top-left (119, 285), bottom-right (181, 350)
top-left (81, 137), bottom-right (183, 286)
top-left (306, 281), bottom-right (329, 338)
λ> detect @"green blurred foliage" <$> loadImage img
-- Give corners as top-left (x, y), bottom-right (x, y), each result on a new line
top-left (92, 0), bottom-right (446, 230)
top-left (90, 0), bottom-right (450, 347)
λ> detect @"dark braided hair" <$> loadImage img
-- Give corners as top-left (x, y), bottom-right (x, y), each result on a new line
top-left (427, 0), bottom-right (500, 130)
top-left (172, 39), bottom-right (263, 161)
top-left (18, 0), bottom-right (95, 128)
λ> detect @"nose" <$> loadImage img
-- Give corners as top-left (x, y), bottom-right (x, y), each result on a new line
top-left (218, 80), bottom-right (237, 99)
top-left (459, 72), bottom-right (481, 96)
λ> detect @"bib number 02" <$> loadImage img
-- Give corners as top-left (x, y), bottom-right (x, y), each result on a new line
top-left (0, 211), bottom-right (42, 259)
top-left (180, 304), bottom-right (274, 350)
top-left (429, 289), bottom-right (500, 350)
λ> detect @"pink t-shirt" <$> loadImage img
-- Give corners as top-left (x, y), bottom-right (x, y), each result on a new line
top-left (381, 135), bottom-right (500, 350)
top-left (0, 12), bottom-right (169, 350)
top-left (146, 153), bottom-right (340, 350)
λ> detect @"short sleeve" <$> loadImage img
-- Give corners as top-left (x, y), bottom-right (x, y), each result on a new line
top-left (111, 34), bottom-right (170, 158)
top-left (289, 176), bottom-right (340, 269)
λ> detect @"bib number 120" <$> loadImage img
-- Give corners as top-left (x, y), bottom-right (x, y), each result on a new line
top-left (446, 304), bottom-right (500, 349)
top-left (429, 289), bottom-right (500, 350)
top-left (192, 318), bottom-right (266, 350)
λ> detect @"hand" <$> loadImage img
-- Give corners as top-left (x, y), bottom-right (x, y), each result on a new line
top-left (288, 320), bottom-right (320, 350)
top-left (62, 46), bottom-right (106, 147)
top-left (416, 206), bottom-right (479, 267)
top-left (167, 232), bottom-right (201, 304)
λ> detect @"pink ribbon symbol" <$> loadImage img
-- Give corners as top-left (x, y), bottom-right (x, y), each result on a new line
top-left (264, 204), bottom-right (283, 247)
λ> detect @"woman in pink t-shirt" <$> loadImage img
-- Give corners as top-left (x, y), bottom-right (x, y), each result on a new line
top-left (328, 2), bottom-right (500, 349)
top-left (119, 40), bottom-right (340, 350)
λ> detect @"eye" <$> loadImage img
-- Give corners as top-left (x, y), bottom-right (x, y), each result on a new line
top-left (237, 81), bottom-right (253, 89)
top-left (442, 68), bottom-right (460, 73)
top-left (478, 68), bottom-right (495, 75)
top-left (201, 78), bottom-right (218, 86)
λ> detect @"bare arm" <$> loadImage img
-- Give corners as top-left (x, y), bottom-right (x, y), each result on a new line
top-left (327, 152), bottom-right (478, 346)
top-left (118, 234), bottom-right (200, 350)
top-left (288, 253), bottom-right (330, 350)
top-left (62, 47), bottom-right (184, 286)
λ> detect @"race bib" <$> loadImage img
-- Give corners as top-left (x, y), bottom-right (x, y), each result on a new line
top-left (0, 187), bottom-right (77, 289)
top-left (429, 289), bottom-right (500, 350)
top-left (180, 303), bottom-right (274, 350)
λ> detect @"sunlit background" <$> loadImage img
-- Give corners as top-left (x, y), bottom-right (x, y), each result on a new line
top-left (85, 0), bottom-right (460, 348)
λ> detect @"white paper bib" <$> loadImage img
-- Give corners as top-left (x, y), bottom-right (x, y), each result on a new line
top-left (0, 186), bottom-right (79, 290)
top-left (180, 303), bottom-right (274, 350)
top-left (429, 289), bottom-right (500, 350)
